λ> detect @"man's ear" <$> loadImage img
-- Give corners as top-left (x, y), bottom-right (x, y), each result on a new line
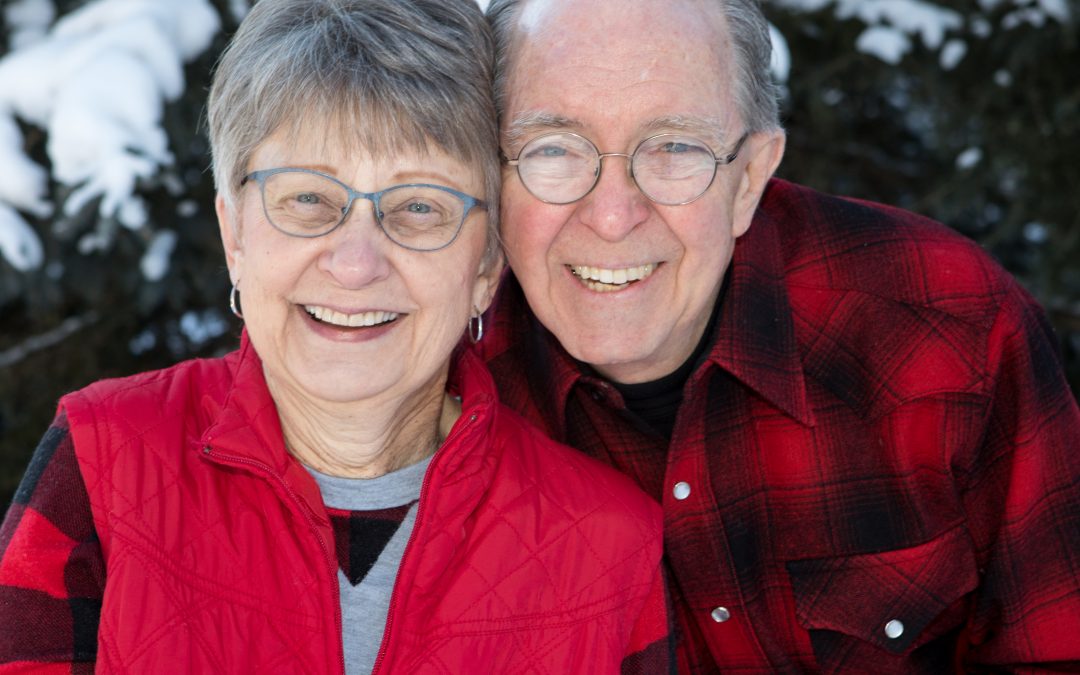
top-left (215, 194), bottom-right (244, 284)
top-left (472, 245), bottom-right (506, 315)
top-left (732, 130), bottom-right (786, 238)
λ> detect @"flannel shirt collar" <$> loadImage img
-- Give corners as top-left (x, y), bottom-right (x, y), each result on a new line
top-left (497, 189), bottom-right (814, 428)
top-left (706, 199), bottom-right (815, 425)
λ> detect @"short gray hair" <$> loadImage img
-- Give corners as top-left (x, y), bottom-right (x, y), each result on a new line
top-left (486, 0), bottom-right (781, 135)
top-left (207, 0), bottom-right (500, 248)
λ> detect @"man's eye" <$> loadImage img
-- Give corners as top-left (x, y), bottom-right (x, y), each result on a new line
top-left (524, 144), bottom-right (569, 159)
top-left (661, 142), bottom-right (693, 153)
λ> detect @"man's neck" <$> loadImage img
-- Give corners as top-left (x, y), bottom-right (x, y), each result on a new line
top-left (606, 278), bottom-right (727, 439)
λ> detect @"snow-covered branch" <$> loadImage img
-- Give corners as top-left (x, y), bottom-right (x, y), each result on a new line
top-left (0, 0), bottom-right (220, 273)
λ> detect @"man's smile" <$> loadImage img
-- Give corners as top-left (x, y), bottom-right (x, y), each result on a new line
top-left (567, 263), bottom-right (657, 292)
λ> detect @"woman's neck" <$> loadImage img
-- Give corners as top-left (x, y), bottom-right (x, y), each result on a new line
top-left (266, 373), bottom-right (461, 479)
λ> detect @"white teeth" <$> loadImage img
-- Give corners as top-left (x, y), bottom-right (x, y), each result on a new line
top-left (569, 263), bottom-right (657, 288)
top-left (305, 305), bottom-right (399, 327)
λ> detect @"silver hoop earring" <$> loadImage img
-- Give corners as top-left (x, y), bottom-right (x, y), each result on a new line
top-left (468, 310), bottom-right (484, 343)
top-left (229, 283), bottom-right (244, 320)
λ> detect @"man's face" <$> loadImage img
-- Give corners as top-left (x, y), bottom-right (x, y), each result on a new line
top-left (500, 0), bottom-right (775, 384)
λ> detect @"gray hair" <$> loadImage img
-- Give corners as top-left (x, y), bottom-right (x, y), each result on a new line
top-left (485, 0), bottom-right (781, 136)
top-left (207, 0), bottom-right (500, 252)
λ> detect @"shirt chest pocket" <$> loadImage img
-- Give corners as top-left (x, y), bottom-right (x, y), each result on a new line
top-left (786, 524), bottom-right (978, 670)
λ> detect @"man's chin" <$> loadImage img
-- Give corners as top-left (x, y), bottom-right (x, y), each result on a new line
top-left (567, 341), bottom-right (666, 385)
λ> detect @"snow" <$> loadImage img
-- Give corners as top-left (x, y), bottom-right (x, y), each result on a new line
top-left (179, 309), bottom-right (229, 346)
top-left (838, 1), bottom-right (961, 50)
top-left (939, 39), bottom-right (967, 70)
top-left (770, 0), bottom-right (965, 65)
top-left (0, 113), bottom-right (52, 217)
top-left (856, 25), bottom-right (911, 64)
top-left (979, 0), bottom-right (1071, 24)
top-left (3, 0), bottom-right (55, 50)
top-left (1023, 222), bottom-right (1049, 244)
top-left (769, 23), bottom-right (792, 84)
top-left (0, 0), bottom-right (220, 273)
top-left (0, 203), bottom-right (44, 271)
top-left (956, 147), bottom-right (983, 170)
top-left (140, 229), bottom-right (178, 282)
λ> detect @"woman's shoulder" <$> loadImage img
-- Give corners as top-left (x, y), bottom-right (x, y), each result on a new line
top-left (61, 350), bottom-right (239, 423)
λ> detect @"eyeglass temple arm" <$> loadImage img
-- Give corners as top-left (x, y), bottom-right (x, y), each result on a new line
top-left (718, 132), bottom-right (750, 165)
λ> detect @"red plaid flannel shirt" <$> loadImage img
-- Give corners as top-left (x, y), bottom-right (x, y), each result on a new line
top-left (0, 412), bottom-right (100, 673)
top-left (479, 178), bottom-right (1080, 673)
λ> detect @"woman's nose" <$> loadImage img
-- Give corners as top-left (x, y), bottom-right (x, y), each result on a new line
top-left (317, 206), bottom-right (393, 288)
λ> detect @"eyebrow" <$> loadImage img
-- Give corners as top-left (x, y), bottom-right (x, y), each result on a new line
top-left (504, 111), bottom-right (582, 145)
top-left (503, 112), bottom-right (734, 148)
top-left (640, 115), bottom-right (729, 142)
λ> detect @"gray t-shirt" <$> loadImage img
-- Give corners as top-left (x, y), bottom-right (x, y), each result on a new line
top-left (306, 456), bottom-right (431, 675)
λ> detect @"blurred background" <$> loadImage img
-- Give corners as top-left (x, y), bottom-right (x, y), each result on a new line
top-left (1, 0), bottom-right (1077, 505)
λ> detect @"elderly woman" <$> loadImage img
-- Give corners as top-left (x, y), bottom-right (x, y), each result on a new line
top-left (0, 0), bottom-right (670, 672)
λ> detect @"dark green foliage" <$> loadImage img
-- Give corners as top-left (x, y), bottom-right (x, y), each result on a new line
top-left (769, 0), bottom-right (1080, 395)
top-left (0, 0), bottom-right (244, 504)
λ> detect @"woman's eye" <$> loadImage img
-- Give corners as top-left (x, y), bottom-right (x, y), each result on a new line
top-left (295, 192), bottom-right (321, 205)
top-left (407, 201), bottom-right (433, 214)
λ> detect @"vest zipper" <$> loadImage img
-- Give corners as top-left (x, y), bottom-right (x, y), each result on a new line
top-left (201, 446), bottom-right (347, 675)
top-left (370, 409), bottom-right (480, 674)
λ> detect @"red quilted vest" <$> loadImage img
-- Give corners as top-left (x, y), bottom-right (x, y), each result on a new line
top-left (62, 335), bottom-right (664, 672)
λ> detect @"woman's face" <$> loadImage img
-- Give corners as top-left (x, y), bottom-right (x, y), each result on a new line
top-left (217, 124), bottom-right (500, 407)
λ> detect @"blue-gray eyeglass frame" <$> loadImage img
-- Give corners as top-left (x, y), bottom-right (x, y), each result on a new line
top-left (240, 167), bottom-right (486, 252)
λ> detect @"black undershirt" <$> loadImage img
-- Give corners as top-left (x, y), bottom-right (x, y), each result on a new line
top-left (609, 276), bottom-right (727, 440)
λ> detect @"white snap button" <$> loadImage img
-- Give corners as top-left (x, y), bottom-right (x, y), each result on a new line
top-left (884, 619), bottom-right (905, 639)
top-left (710, 606), bottom-right (731, 623)
top-left (672, 481), bottom-right (691, 500)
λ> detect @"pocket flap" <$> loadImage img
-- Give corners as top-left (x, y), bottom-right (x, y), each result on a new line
top-left (786, 524), bottom-right (978, 654)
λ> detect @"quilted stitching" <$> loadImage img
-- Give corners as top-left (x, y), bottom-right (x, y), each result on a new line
top-left (62, 343), bottom-right (664, 673)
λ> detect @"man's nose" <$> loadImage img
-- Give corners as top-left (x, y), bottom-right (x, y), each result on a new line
top-left (318, 205), bottom-right (393, 288)
top-left (576, 154), bottom-right (650, 241)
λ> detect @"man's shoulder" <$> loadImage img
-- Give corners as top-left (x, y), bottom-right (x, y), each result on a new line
top-left (758, 180), bottom-right (1048, 417)
top-left (762, 178), bottom-right (1014, 324)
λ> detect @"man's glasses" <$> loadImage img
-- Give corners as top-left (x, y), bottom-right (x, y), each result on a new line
top-left (241, 168), bottom-right (486, 252)
top-left (504, 132), bottom-right (748, 206)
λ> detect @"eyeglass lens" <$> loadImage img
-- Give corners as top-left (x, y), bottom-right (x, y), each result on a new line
top-left (515, 133), bottom-right (724, 205)
top-left (258, 171), bottom-right (468, 250)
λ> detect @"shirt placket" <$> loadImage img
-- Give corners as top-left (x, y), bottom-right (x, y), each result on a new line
top-left (573, 373), bottom-right (776, 672)
top-left (663, 378), bottom-right (774, 671)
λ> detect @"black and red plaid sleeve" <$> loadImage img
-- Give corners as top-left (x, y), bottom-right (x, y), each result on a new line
top-left (0, 411), bottom-right (103, 672)
top-left (959, 281), bottom-right (1080, 668)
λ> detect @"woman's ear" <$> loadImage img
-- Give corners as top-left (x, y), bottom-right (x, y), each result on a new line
top-left (472, 246), bottom-right (506, 315)
top-left (216, 194), bottom-right (244, 284)
top-left (732, 130), bottom-right (786, 239)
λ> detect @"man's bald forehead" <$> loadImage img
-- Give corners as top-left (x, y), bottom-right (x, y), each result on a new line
top-left (510, 0), bottom-right (722, 39)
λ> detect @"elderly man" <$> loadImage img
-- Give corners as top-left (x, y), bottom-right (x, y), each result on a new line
top-left (478, 0), bottom-right (1080, 672)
